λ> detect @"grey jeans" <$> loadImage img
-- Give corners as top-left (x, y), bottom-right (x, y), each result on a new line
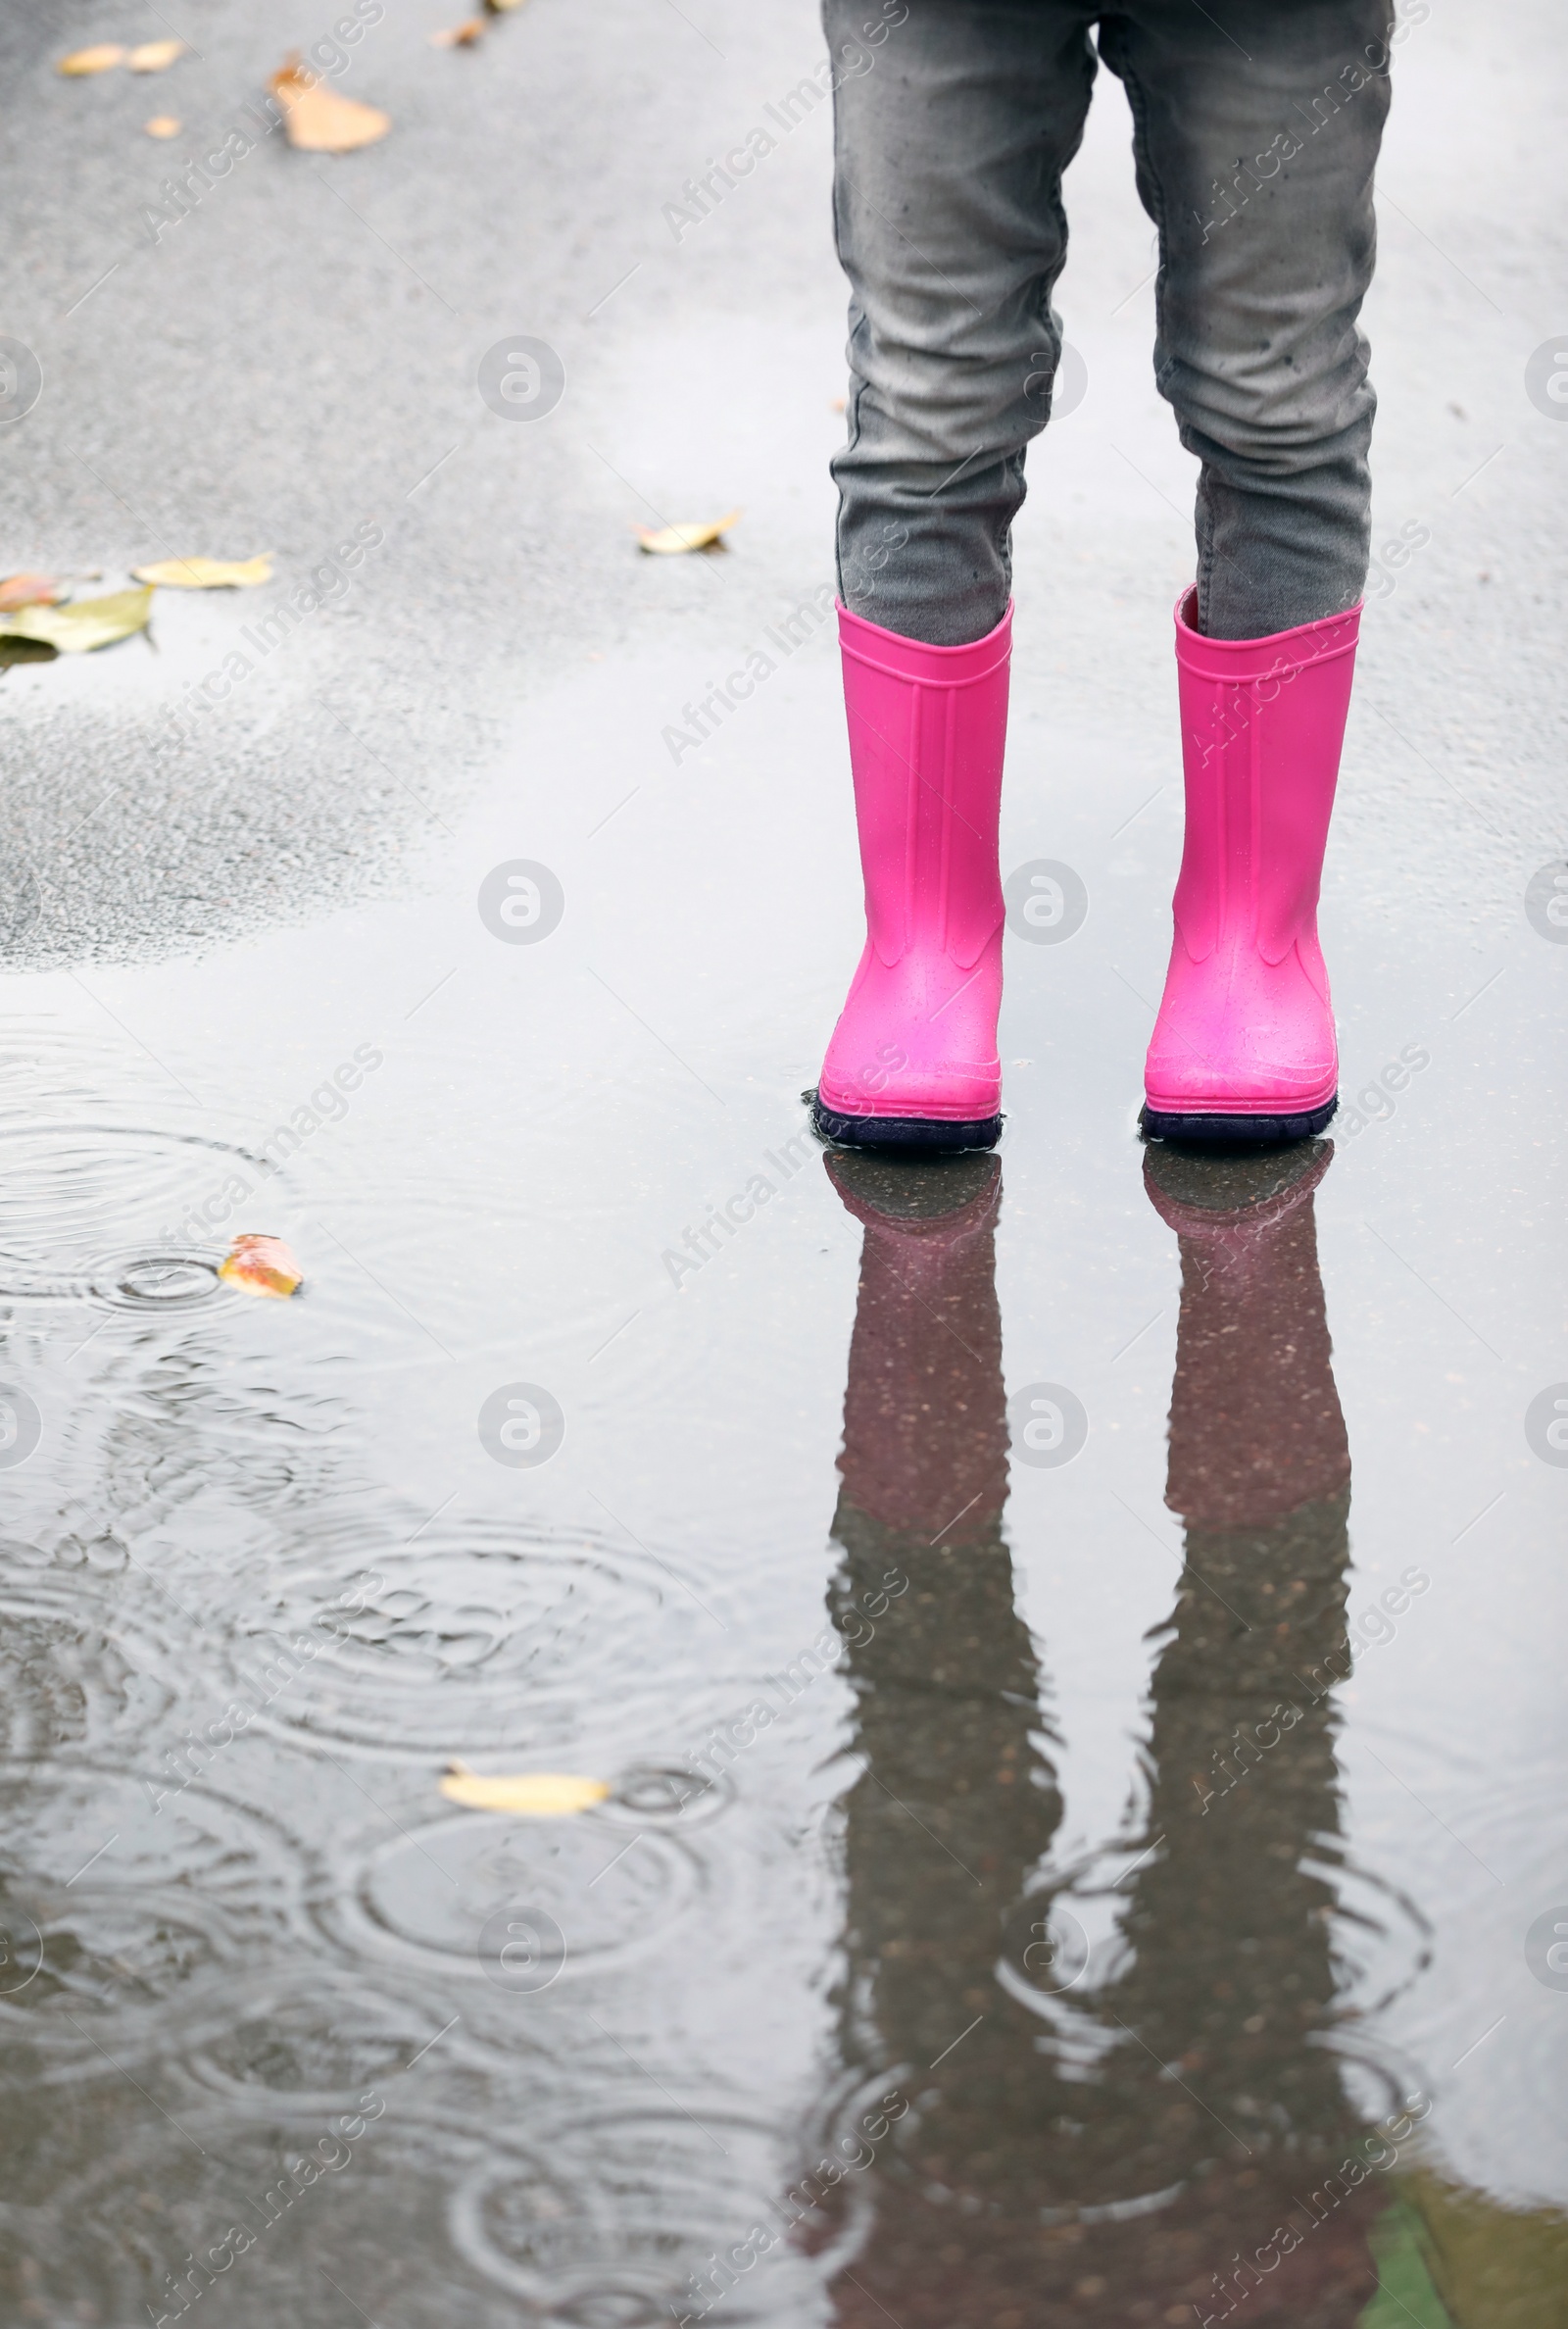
top-left (825, 0), bottom-right (1396, 642)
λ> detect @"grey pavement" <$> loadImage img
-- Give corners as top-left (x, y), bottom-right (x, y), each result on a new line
top-left (1, 0), bottom-right (1567, 2317)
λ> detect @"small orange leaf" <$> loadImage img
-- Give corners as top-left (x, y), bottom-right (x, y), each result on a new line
top-left (429, 18), bottom-right (486, 43)
top-left (145, 115), bottom-right (182, 137)
top-left (634, 509), bottom-right (740, 556)
top-left (127, 38), bottom-right (186, 71)
top-left (268, 56), bottom-right (391, 152)
top-left (218, 1233), bottom-right (302, 1299)
top-left (58, 43), bottom-right (125, 74)
top-left (0, 574), bottom-right (63, 613)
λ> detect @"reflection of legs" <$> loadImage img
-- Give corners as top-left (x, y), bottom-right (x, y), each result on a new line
top-left (828, 1156), bottom-right (1057, 2099)
top-left (820, 1156), bottom-right (1067, 2319)
top-left (819, 1148), bottom-right (1380, 2324)
top-left (1103, 1142), bottom-right (1384, 2316)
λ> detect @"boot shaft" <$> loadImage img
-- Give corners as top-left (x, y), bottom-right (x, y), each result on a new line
top-left (1172, 588), bottom-right (1359, 968)
top-left (840, 603), bottom-right (1011, 970)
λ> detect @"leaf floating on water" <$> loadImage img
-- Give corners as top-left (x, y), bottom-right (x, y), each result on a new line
top-left (634, 509), bottom-right (740, 556)
top-left (127, 38), bottom-right (186, 71)
top-left (269, 56), bottom-right (391, 152)
top-left (0, 574), bottom-right (64, 613)
top-left (0, 588), bottom-right (154, 654)
top-left (440, 1763), bottom-right (612, 1817)
top-left (58, 43), bottom-right (126, 74)
top-left (218, 1233), bottom-right (303, 1299)
top-left (145, 115), bottom-right (182, 137)
top-left (429, 18), bottom-right (486, 43)
top-left (132, 554), bottom-right (273, 589)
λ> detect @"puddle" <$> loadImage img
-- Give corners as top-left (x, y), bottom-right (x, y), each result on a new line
top-left (0, 636), bottom-right (1562, 2329)
top-left (342, 1803), bottom-right (705, 1981)
top-left (4, 0), bottom-right (1564, 2317)
top-left (232, 1519), bottom-right (715, 1760)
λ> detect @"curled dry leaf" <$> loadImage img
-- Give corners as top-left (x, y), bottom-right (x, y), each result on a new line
top-left (429, 19), bottom-right (486, 43)
top-left (58, 43), bottom-right (126, 75)
top-left (634, 509), bottom-right (741, 556)
top-left (127, 38), bottom-right (186, 71)
top-left (132, 555), bottom-right (273, 589)
top-left (218, 1233), bottom-right (303, 1299)
top-left (145, 115), bottom-right (181, 137)
top-left (269, 56), bottom-right (391, 153)
top-left (0, 574), bottom-right (63, 613)
top-left (0, 588), bottom-right (153, 654)
top-left (440, 1763), bottom-right (612, 1817)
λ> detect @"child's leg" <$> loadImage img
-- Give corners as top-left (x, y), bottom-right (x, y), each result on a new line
top-left (1099, 0), bottom-right (1392, 638)
top-left (1116, 2), bottom-right (1396, 1141)
top-left (825, 0), bottom-right (1100, 647)
top-left (814, 0), bottom-right (1100, 1149)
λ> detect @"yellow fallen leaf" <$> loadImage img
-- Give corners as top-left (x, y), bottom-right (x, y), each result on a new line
top-left (440, 1764), bottom-right (611, 1817)
top-left (635, 509), bottom-right (740, 556)
top-left (0, 573), bottom-right (63, 613)
top-left (132, 555), bottom-right (273, 589)
top-left (269, 57), bottom-right (391, 153)
top-left (58, 43), bottom-right (125, 74)
top-left (127, 38), bottom-right (185, 71)
top-left (218, 1233), bottom-right (302, 1299)
top-left (429, 18), bottom-right (486, 42)
top-left (145, 115), bottom-right (181, 137)
top-left (0, 588), bottom-right (153, 654)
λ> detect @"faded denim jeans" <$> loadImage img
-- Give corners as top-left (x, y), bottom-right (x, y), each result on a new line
top-left (825, 0), bottom-right (1405, 642)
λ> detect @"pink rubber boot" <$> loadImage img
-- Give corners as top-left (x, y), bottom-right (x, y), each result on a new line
top-left (1142, 587), bottom-right (1361, 1144)
top-left (811, 602), bottom-right (1010, 1152)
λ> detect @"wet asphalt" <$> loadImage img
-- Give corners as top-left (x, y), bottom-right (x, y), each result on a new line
top-left (1, 0), bottom-right (1567, 2322)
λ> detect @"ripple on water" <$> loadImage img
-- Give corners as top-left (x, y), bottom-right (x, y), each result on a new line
top-left (184, 1967), bottom-right (458, 2109)
top-left (1316, 1844), bottom-right (1435, 2018)
top-left (235, 1518), bottom-right (715, 1759)
top-left (0, 1541), bottom-right (179, 1759)
top-left (337, 1800), bottom-right (703, 1983)
top-left (88, 1246), bottom-right (225, 1313)
top-left (0, 1121), bottom-right (295, 1308)
top-left (33, 2101), bottom-right (471, 2327)
top-left (599, 1764), bottom-right (735, 1829)
top-left (67, 1357), bottom-right (368, 1565)
top-left (0, 1763), bottom-right (309, 2055)
top-left (449, 2107), bottom-right (799, 2323)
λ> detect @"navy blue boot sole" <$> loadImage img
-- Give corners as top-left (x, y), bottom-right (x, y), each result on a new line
top-left (808, 1091), bottom-right (1004, 1154)
top-left (1140, 1095), bottom-right (1338, 1146)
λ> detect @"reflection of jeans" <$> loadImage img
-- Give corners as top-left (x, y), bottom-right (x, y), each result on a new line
top-left (824, 0), bottom-right (1396, 644)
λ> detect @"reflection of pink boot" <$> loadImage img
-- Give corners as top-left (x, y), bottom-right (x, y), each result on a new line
top-left (1143, 589), bottom-right (1360, 1144)
top-left (811, 603), bottom-right (1010, 1153)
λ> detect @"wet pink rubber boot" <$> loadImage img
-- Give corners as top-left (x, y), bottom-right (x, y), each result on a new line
top-left (811, 602), bottom-right (1010, 1152)
top-left (1142, 587), bottom-right (1361, 1144)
